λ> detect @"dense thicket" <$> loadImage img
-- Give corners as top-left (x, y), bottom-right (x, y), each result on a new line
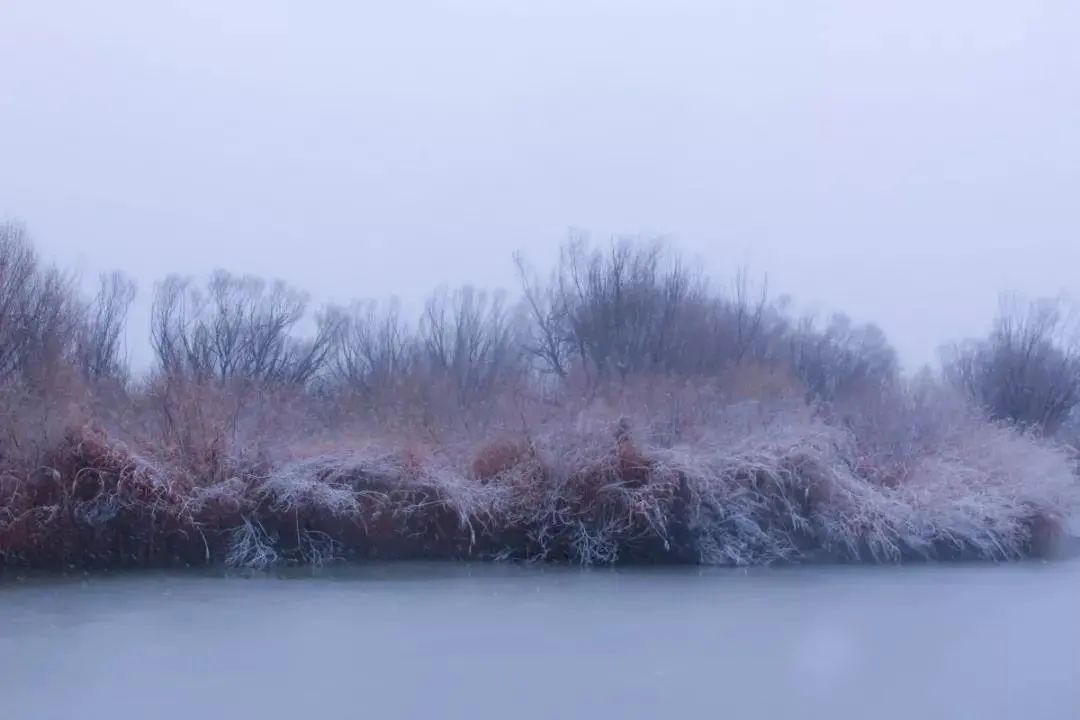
top-left (0, 221), bottom-right (1076, 570)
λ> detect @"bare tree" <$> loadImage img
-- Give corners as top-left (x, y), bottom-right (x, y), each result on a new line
top-left (0, 223), bottom-right (39, 380)
top-left (239, 276), bottom-right (308, 382)
top-left (76, 271), bottom-right (137, 382)
top-left (789, 314), bottom-right (898, 403)
top-left (730, 267), bottom-right (769, 365)
top-left (513, 252), bottom-right (571, 378)
top-left (660, 269), bottom-right (778, 376)
top-left (0, 222), bottom-right (84, 386)
top-left (519, 236), bottom-right (784, 384)
top-left (552, 237), bottom-right (701, 379)
top-left (419, 286), bottom-right (521, 406)
top-left (285, 306), bottom-right (345, 386)
top-left (331, 300), bottom-right (416, 395)
top-left (150, 275), bottom-right (207, 378)
top-left (150, 270), bottom-right (336, 386)
top-left (944, 296), bottom-right (1080, 435)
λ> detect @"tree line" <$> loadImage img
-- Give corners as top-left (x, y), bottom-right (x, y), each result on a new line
top-left (2, 220), bottom-right (1077, 439)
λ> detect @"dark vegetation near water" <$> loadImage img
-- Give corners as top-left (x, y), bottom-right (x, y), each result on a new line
top-left (0, 221), bottom-right (1077, 570)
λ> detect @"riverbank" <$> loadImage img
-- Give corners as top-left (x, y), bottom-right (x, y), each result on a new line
top-left (0, 228), bottom-right (1077, 571)
top-left (2, 402), bottom-right (1075, 571)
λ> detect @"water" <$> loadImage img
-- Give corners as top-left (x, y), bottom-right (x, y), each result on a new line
top-left (2, 562), bottom-right (1078, 720)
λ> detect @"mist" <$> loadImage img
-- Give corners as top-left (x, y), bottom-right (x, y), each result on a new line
top-left (2, 0), bottom-right (1079, 370)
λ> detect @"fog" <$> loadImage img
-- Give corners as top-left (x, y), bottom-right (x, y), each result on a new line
top-left (2, 1), bottom-right (1079, 368)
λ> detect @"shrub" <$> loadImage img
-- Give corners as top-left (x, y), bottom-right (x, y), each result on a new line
top-left (0, 222), bottom-right (1076, 571)
top-left (945, 296), bottom-right (1080, 435)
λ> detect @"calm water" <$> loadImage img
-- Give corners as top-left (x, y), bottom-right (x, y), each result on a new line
top-left (1, 562), bottom-right (1078, 720)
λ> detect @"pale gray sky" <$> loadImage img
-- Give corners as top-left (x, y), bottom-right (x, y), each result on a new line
top-left (1, 1), bottom-right (1078, 369)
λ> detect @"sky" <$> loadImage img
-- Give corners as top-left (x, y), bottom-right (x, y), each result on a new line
top-left (1, 0), bottom-right (1078, 369)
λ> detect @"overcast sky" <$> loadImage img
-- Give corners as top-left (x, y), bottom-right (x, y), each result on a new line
top-left (1, 1), bottom-right (1078, 369)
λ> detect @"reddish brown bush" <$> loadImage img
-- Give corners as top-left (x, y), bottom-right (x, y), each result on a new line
top-left (471, 439), bottom-right (531, 482)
